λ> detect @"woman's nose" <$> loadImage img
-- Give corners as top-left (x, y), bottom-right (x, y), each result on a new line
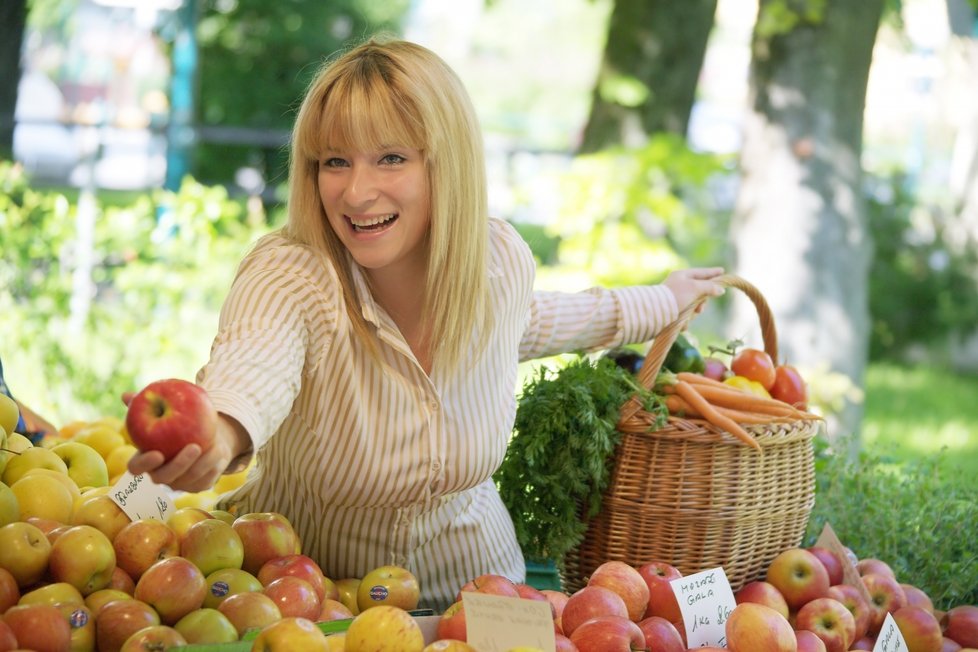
top-left (343, 165), bottom-right (379, 206)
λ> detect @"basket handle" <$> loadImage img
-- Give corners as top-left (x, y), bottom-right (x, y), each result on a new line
top-left (633, 274), bottom-right (779, 391)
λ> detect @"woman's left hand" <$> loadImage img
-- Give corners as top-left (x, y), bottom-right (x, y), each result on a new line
top-left (663, 267), bottom-right (725, 312)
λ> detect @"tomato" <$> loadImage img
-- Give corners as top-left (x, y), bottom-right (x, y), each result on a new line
top-left (730, 348), bottom-right (776, 390)
top-left (723, 375), bottom-right (771, 398)
top-left (770, 364), bottom-right (808, 409)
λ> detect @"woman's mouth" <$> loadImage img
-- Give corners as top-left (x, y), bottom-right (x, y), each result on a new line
top-left (348, 213), bottom-right (398, 233)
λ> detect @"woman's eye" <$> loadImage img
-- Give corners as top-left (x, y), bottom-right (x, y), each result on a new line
top-left (322, 158), bottom-right (347, 168)
top-left (380, 154), bottom-right (406, 165)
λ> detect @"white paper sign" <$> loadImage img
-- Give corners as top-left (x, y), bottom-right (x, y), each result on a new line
top-left (671, 567), bottom-right (737, 648)
top-left (873, 613), bottom-right (908, 652)
top-left (461, 592), bottom-right (556, 652)
top-left (109, 471), bottom-right (174, 522)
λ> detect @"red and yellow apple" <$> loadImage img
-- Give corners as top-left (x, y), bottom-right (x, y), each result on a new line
top-left (231, 512), bottom-right (301, 575)
top-left (134, 556), bottom-right (207, 624)
top-left (569, 614), bottom-right (645, 651)
top-left (173, 607), bottom-right (239, 645)
top-left (862, 572), bottom-right (908, 635)
top-left (202, 567), bottom-right (263, 609)
top-left (725, 602), bottom-right (796, 652)
top-left (827, 582), bottom-right (873, 642)
top-left (125, 379), bottom-right (218, 462)
top-left (113, 517), bottom-right (180, 581)
top-left (636, 615), bottom-right (685, 652)
top-left (180, 517), bottom-right (244, 576)
top-left (795, 597), bottom-right (856, 652)
top-left (765, 547), bottom-right (830, 610)
top-left (344, 605), bottom-right (425, 651)
top-left (251, 616), bottom-right (329, 651)
top-left (263, 576), bottom-right (321, 620)
top-left (217, 591), bottom-right (282, 637)
top-left (735, 580), bottom-right (790, 619)
top-left (2, 603), bottom-right (72, 652)
top-left (118, 624), bottom-right (187, 651)
top-left (892, 605), bottom-right (942, 652)
top-left (560, 585), bottom-right (629, 637)
top-left (587, 560), bottom-right (649, 622)
top-left (942, 605), bottom-right (978, 648)
top-left (637, 560), bottom-right (682, 623)
top-left (0, 520), bottom-right (52, 587)
top-left (357, 564), bottom-right (421, 612)
top-left (258, 554), bottom-right (327, 602)
top-left (48, 524), bottom-right (117, 595)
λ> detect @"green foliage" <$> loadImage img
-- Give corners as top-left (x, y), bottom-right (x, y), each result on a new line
top-left (495, 356), bottom-right (667, 565)
top-left (866, 174), bottom-right (978, 361)
top-left (755, 0), bottom-right (827, 40)
top-left (191, 0), bottom-right (409, 184)
top-left (549, 133), bottom-right (731, 287)
top-left (805, 440), bottom-right (978, 610)
top-left (0, 161), bottom-right (278, 422)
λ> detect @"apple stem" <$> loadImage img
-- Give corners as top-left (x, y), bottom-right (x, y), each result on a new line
top-left (0, 449), bottom-right (21, 455)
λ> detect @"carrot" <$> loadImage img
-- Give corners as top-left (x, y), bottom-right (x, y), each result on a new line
top-left (665, 394), bottom-right (782, 425)
top-left (673, 380), bottom-right (763, 452)
top-left (680, 383), bottom-right (802, 417)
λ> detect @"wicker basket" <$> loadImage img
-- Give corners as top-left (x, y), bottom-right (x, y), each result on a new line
top-left (560, 275), bottom-right (820, 593)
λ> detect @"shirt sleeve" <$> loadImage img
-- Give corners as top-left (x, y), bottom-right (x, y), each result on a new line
top-left (196, 237), bottom-right (337, 455)
top-left (518, 284), bottom-right (679, 362)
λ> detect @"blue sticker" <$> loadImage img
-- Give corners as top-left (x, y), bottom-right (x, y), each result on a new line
top-left (368, 585), bottom-right (389, 601)
top-left (211, 580), bottom-right (230, 598)
top-left (69, 608), bottom-right (89, 628)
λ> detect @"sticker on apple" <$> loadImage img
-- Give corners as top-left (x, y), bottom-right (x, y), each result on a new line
top-left (109, 470), bottom-right (174, 522)
top-left (873, 612), bottom-right (909, 652)
top-left (461, 591), bottom-right (556, 652)
top-left (670, 566), bottom-right (737, 648)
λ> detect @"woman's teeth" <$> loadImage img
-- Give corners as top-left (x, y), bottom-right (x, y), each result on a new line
top-left (350, 214), bottom-right (397, 232)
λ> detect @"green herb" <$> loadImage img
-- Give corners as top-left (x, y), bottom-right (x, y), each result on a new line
top-left (494, 355), bottom-right (668, 566)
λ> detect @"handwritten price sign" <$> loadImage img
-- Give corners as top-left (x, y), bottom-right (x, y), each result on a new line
top-left (109, 471), bottom-right (173, 522)
top-left (671, 567), bottom-right (737, 648)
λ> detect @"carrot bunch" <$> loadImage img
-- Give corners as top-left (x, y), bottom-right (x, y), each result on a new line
top-left (658, 372), bottom-right (819, 452)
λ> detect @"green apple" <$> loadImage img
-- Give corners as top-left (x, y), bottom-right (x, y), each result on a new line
top-left (174, 607), bottom-right (239, 644)
top-left (51, 441), bottom-right (110, 488)
top-left (180, 518), bottom-right (244, 577)
top-left (5, 432), bottom-right (33, 454)
top-left (0, 481), bottom-right (19, 526)
top-left (2, 446), bottom-right (68, 486)
top-left (0, 425), bottom-right (8, 477)
top-left (0, 521), bottom-right (52, 587)
top-left (0, 394), bottom-right (19, 438)
top-left (202, 567), bottom-right (263, 609)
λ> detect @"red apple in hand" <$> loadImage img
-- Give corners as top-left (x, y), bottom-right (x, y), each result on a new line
top-left (637, 561), bottom-right (682, 622)
top-left (125, 379), bottom-right (218, 461)
top-left (765, 547), bottom-right (830, 610)
top-left (892, 605), bottom-right (942, 652)
top-left (942, 605), bottom-right (978, 648)
top-left (795, 597), bottom-right (856, 652)
top-left (569, 615), bottom-right (645, 652)
top-left (725, 602), bottom-right (796, 652)
top-left (587, 560), bottom-right (649, 622)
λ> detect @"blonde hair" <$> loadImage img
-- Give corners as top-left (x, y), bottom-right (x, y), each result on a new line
top-left (284, 36), bottom-right (490, 372)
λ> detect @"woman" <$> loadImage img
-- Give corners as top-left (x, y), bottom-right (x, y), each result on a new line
top-left (128, 36), bottom-right (724, 610)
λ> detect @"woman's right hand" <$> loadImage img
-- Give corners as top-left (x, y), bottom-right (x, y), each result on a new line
top-left (663, 267), bottom-right (725, 313)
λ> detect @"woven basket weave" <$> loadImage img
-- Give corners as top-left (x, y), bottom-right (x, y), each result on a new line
top-left (560, 275), bottom-right (820, 593)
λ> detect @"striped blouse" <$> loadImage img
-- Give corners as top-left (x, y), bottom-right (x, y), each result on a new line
top-left (201, 217), bottom-right (677, 610)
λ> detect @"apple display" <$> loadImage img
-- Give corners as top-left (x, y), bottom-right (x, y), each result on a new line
top-left (636, 615), bottom-right (685, 652)
top-left (795, 597), bottom-right (856, 652)
top-left (942, 605), bottom-right (978, 648)
top-left (48, 524), bottom-right (117, 595)
top-left (357, 564), bottom-right (421, 612)
top-left (636, 560), bottom-right (682, 622)
top-left (125, 379), bottom-right (218, 461)
top-left (735, 580), bottom-right (790, 619)
top-left (560, 585), bottom-right (629, 637)
top-left (258, 554), bottom-right (328, 602)
top-left (51, 441), bottom-right (110, 488)
top-left (862, 572), bottom-right (908, 635)
top-left (180, 517), bottom-right (244, 576)
top-left (1, 603), bottom-right (72, 652)
top-left (892, 605), bottom-right (942, 652)
top-left (118, 624), bottom-right (188, 651)
top-left (203, 567), bottom-right (263, 609)
top-left (113, 517), bottom-right (180, 581)
top-left (134, 556), bottom-right (207, 624)
top-left (725, 602), bottom-right (796, 652)
top-left (217, 591), bottom-right (282, 637)
top-left (827, 583), bottom-right (873, 642)
top-left (173, 607), bottom-right (240, 644)
top-left (9, 472), bottom-right (74, 523)
top-left (587, 560), bottom-right (650, 622)
top-left (71, 493), bottom-right (132, 542)
top-left (765, 547), bottom-right (831, 610)
top-left (231, 512), bottom-right (301, 575)
top-left (263, 576), bottom-right (322, 620)
top-left (251, 616), bottom-right (329, 651)
top-left (344, 605), bottom-right (425, 651)
top-left (796, 629), bottom-right (828, 652)
top-left (569, 614), bottom-right (645, 652)
top-left (1, 445), bottom-right (68, 486)
top-left (0, 520), bottom-right (52, 587)
top-left (807, 546), bottom-right (845, 586)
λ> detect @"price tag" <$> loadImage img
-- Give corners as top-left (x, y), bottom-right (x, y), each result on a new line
top-left (671, 567), bottom-right (737, 648)
top-left (461, 592), bottom-right (556, 652)
top-left (109, 471), bottom-right (174, 522)
top-left (873, 612), bottom-right (908, 651)
top-left (816, 522), bottom-right (873, 604)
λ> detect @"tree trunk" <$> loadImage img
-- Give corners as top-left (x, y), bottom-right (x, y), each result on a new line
top-left (578, 0), bottom-right (718, 153)
top-left (0, 0), bottom-right (27, 160)
top-left (730, 0), bottom-right (885, 453)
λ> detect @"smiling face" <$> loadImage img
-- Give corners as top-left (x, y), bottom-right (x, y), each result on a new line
top-left (318, 146), bottom-right (430, 276)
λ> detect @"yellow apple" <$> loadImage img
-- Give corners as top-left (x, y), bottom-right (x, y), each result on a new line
top-left (72, 493), bottom-right (132, 542)
top-left (0, 481), bottom-right (20, 526)
top-left (22, 467), bottom-right (81, 501)
top-left (85, 588), bottom-right (134, 615)
top-left (180, 518), bottom-right (244, 576)
top-left (72, 424), bottom-right (125, 459)
top-left (174, 489), bottom-right (219, 511)
top-left (345, 605), bottom-right (425, 651)
top-left (202, 567), bottom-right (263, 609)
top-left (105, 444), bottom-right (138, 479)
top-left (335, 577), bottom-right (362, 616)
top-left (52, 441), bottom-right (110, 488)
top-left (166, 507), bottom-right (214, 542)
top-left (213, 463), bottom-right (252, 494)
top-left (49, 524), bottom-right (117, 595)
top-left (5, 431), bottom-right (33, 454)
top-left (92, 416), bottom-right (125, 433)
top-left (0, 521), bottom-right (53, 587)
top-left (11, 472), bottom-right (75, 523)
top-left (173, 607), bottom-right (239, 645)
top-left (2, 445), bottom-right (69, 485)
top-left (59, 420), bottom-right (90, 439)
top-left (357, 565), bottom-right (421, 612)
top-left (18, 581), bottom-right (85, 607)
top-left (250, 616), bottom-right (330, 651)
top-left (57, 601), bottom-right (96, 652)
top-left (209, 509), bottom-right (237, 525)
top-left (0, 394), bottom-right (19, 437)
